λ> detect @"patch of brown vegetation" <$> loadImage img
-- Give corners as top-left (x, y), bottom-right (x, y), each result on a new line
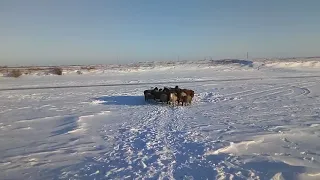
top-left (8, 69), bottom-right (22, 78)
top-left (51, 67), bottom-right (63, 75)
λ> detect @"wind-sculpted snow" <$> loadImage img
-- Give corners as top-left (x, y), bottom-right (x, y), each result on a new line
top-left (1, 65), bottom-right (320, 179)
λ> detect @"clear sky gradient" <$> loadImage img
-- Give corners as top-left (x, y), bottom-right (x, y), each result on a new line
top-left (1, 0), bottom-right (320, 66)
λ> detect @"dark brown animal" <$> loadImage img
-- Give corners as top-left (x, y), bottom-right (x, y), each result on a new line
top-left (181, 89), bottom-right (194, 98)
top-left (177, 91), bottom-right (187, 105)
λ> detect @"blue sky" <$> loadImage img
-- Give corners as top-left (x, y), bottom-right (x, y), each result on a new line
top-left (1, 0), bottom-right (320, 66)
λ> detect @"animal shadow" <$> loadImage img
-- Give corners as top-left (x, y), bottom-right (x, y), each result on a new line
top-left (93, 95), bottom-right (147, 106)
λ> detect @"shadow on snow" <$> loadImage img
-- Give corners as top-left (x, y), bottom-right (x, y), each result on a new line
top-left (93, 95), bottom-right (167, 106)
top-left (93, 95), bottom-right (147, 106)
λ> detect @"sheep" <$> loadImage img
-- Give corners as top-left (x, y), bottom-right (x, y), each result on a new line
top-left (168, 92), bottom-right (178, 106)
top-left (144, 86), bottom-right (194, 106)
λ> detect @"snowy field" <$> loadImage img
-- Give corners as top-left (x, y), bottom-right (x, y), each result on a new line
top-left (1, 59), bottom-right (320, 180)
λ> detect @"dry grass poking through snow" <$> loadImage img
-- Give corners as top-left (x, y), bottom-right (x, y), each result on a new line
top-left (8, 69), bottom-right (22, 78)
top-left (51, 67), bottom-right (63, 75)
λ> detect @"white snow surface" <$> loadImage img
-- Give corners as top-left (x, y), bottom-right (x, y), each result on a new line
top-left (1, 59), bottom-right (320, 179)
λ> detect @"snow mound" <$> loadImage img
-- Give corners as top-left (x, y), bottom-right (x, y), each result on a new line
top-left (264, 60), bottom-right (320, 70)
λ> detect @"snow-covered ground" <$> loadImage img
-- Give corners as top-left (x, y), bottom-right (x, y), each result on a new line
top-left (1, 59), bottom-right (320, 180)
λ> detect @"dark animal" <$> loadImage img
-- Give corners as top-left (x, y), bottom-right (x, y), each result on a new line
top-left (153, 90), bottom-right (163, 100)
top-left (174, 86), bottom-right (181, 92)
top-left (144, 92), bottom-right (155, 101)
top-left (144, 90), bottom-right (153, 101)
top-left (160, 93), bottom-right (168, 103)
top-left (163, 87), bottom-right (170, 93)
top-left (144, 87), bottom-right (159, 101)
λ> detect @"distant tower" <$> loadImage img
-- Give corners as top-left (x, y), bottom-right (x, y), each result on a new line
top-left (246, 52), bottom-right (249, 59)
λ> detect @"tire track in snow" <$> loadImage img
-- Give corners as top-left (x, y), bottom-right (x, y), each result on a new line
top-left (207, 81), bottom-right (316, 104)
top-left (231, 81), bottom-right (314, 98)
top-left (249, 82), bottom-right (315, 103)
top-left (293, 85), bottom-right (311, 98)
top-left (196, 81), bottom-right (315, 106)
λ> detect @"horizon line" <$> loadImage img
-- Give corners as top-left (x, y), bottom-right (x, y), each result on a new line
top-left (1, 55), bottom-right (320, 68)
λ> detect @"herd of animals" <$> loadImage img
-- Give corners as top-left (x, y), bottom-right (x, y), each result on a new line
top-left (143, 86), bottom-right (195, 106)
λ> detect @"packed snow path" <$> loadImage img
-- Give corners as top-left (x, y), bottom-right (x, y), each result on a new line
top-left (1, 67), bottom-right (320, 180)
